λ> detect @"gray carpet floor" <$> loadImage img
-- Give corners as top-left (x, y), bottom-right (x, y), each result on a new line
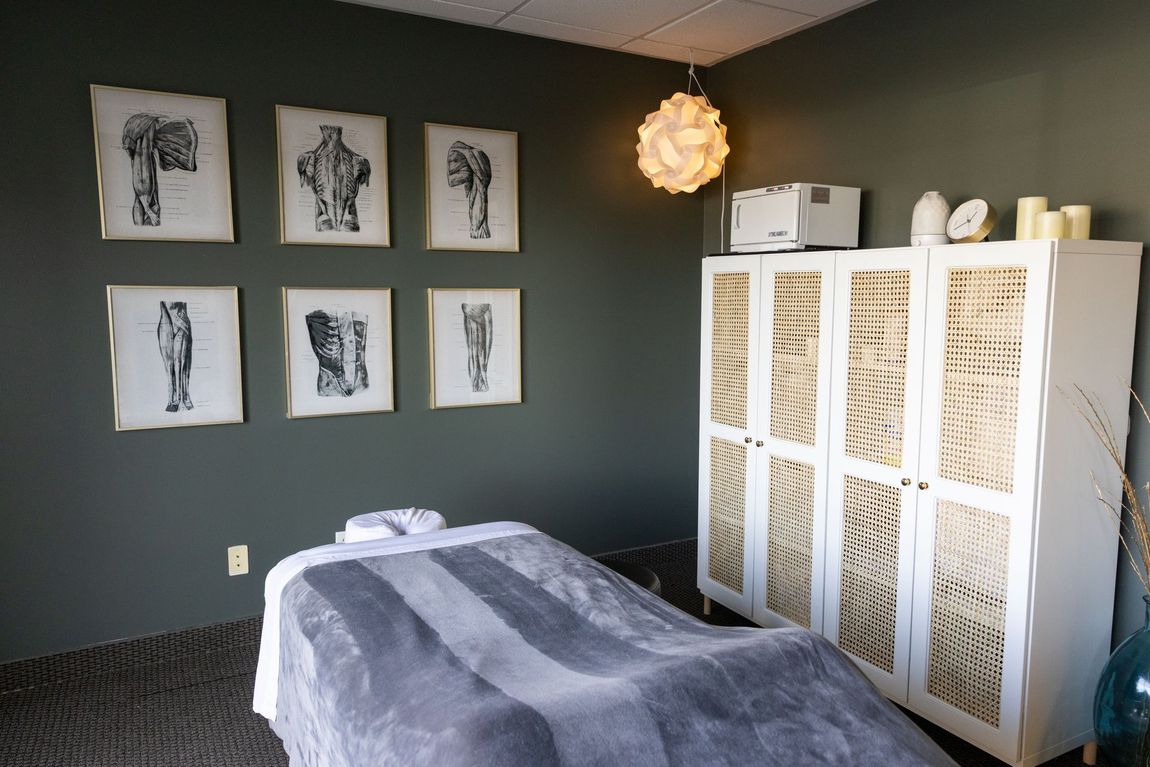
top-left (0, 544), bottom-right (1090, 767)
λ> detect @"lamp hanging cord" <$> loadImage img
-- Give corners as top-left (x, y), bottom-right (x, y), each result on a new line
top-left (687, 49), bottom-right (727, 252)
top-left (686, 49), bottom-right (715, 107)
top-left (720, 163), bottom-right (727, 253)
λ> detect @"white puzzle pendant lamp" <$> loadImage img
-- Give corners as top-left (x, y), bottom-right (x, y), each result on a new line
top-left (636, 56), bottom-right (729, 194)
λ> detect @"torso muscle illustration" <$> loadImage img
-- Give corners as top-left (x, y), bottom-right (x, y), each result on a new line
top-left (157, 301), bottom-right (193, 412)
top-left (306, 310), bottom-right (369, 397)
top-left (122, 114), bottom-right (198, 226)
top-left (447, 141), bottom-right (492, 239)
top-left (462, 303), bottom-right (492, 392)
top-left (297, 126), bottom-right (371, 232)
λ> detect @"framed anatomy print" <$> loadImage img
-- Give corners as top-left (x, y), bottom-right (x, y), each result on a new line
top-left (91, 85), bottom-right (234, 242)
top-left (276, 105), bottom-right (390, 247)
top-left (282, 288), bottom-right (393, 418)
top-left (106, 286), bottom-right (243, 431)
top-left (428, 288), bottom-right (521, 409)
top-left (424, 123), bottom-right (519, 252)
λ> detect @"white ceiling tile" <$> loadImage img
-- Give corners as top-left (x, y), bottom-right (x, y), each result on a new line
top-left (516, 0), bottom-right (706, 37)
top-left (343, 0), bottom-right (504, 25)
top-left (497, 15), bottom-right (633, 49)
top-left (621, 39), bottom-right (723, 66)
top-left (749, 0), bottom-right (869, 18)
top-left (647, 0), bottom-right (811, 53)
top-left (341, 0), bottom-right (877, 63)
top-left (449, 0), bottom-right (525, 11)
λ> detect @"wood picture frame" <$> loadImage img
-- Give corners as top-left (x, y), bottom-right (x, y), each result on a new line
top-left (91, 85), bottom-right (234, 242)
top-left (282, 287), bottom-right (394, 418)
top-left (106, 285), bottom-right (243, 431)
top-left (276, 105), bottom-right (390, 247)
top-left (424, 123), bottom-right (519, 252)
top-left (428, 288), bottom-right (521, 409)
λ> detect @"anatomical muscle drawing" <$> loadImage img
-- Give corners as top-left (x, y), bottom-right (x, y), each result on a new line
top-left (122, 113), bottom-right (198, 226)
top-left (306, 310), bottom-right (369, 397)
top-left (157, 301), bottom-right (193, 412)
top-left (447, 141), bottom-right (492, 239)
top-left (462, 303), bottom-right (493, 392)
top-left (297, 126), bottom-right (371, 232)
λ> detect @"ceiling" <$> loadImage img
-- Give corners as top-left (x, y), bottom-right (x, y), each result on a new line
top-left (338, 0), bottom-right (875, 65)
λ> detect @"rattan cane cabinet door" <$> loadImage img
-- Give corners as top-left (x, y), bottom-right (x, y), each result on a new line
top-left (751, 252), bottom-right (835, 631)
top-left (907, 242), bottom-right (1052, 761)
top-left (698, 256), bottom-right (762, 617)
top-left (823, 250), bottom-right (929, 699)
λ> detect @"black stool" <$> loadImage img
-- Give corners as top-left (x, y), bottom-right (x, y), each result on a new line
top-left (600, 559), bottom-right (662, 597)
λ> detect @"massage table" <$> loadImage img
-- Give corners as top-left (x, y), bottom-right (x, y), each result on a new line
top-left (254, 522), bottom-right (954, 766)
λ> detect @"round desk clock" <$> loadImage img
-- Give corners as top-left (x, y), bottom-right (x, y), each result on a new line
top-left (946, 198), bottom-right (998, 243)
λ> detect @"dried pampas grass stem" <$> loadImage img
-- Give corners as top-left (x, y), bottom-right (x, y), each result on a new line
top-left (1066, 384), bottom-right (1150, 594)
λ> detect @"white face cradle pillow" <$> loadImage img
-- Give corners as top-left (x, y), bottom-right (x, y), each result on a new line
top-left (344, 508), bottom-right (447, 542)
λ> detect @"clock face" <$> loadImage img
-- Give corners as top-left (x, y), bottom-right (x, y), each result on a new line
top-left (947, 199), bottom-right (997, 243)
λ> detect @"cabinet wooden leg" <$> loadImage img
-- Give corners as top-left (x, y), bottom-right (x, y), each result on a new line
top-left (1082, 740), bottom-right (1097, 766)
top-left (703, 595), bottom-right (712, 616)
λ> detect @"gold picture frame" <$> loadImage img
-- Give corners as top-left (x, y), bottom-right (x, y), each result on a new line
top-left (106, 285), bottom-right (243, 431)
top-left (276, 105), bottom-right (390, 247)
top-left (428, 288), bottom-right (521, 409)
top-left (424, 123), bottom-right (519, 252)
top-left (91, 85), bottom-right (234, 242)
top-left (282, 287), bottom-right (394, 418)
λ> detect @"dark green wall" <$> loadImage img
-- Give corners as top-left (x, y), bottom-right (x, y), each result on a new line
top-left (9, 0), bottom-right (1146, 665)
top-left (0, 0), bottom-right (704, 662)
top-left (704, 0), bottom-right (1150, 640)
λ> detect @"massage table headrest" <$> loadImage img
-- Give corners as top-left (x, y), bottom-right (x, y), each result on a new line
top-left (344, 508), bottom-right (447, 542)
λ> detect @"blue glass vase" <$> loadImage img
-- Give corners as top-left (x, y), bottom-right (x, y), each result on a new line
top-left (1096, 594), bottom-right (1150, 766)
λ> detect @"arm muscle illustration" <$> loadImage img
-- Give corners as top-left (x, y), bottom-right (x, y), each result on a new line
top-left (447, 141), bottom-right (492, 239)
top-left (122, 114), bottom-right (198, 227)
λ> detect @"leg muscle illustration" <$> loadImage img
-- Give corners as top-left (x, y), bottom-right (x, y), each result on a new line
top-left (306, 310), bottom-right (369, 397)
top-left (122, 114), bottom-right (198, 226)
top-left (462, 303), bottom-right (493, 392)
top-left (447, 141), bottom-right (492, 239)
top-left (297, 126), bottom-right (371, 233)
top-left (157, 301), bottom-right (193, 412)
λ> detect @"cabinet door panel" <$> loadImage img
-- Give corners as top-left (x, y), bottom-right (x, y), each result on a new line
top-left (935, 265), bottom-right (1028, 494)
top-left (767, 269), bottom-right (824, 446)
top-left (698, 257), bottom-right (761, 615)
top-left (704, 436), bottom-right (753, 598)
top-left (752, 253), bottom-right (835, 630)
top-left (763, 455), bottom-right (817, 627)
top-left (923, 499), bottom-right (1012, 728)
top-left (837, 474), bottom-right (904, 674)
top-left (824, 250), bottom-right (928, 699)
top-left (908, 242), bottom-right (1053, 760)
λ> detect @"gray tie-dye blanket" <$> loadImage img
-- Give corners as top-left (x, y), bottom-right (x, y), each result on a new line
top-left (271, 531), bottom-right (954, 766)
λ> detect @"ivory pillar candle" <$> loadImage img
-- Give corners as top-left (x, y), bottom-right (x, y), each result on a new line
top-left (1035, 211), bottom-right (1066, 239)
top-left (1060, 205), bottom-right (1091, 239)
top-left (1016, 196), bottom-right (1048, 240)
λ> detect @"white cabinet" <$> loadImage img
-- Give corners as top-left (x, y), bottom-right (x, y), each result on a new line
top-left (699, 252), bottom-right (835, 631)
top-left (698, 239), bottom-right (1142, 766)
top-left (822, 248), bottom-right (930, 702)
top-left (698, 254), bottom-right (762, 618)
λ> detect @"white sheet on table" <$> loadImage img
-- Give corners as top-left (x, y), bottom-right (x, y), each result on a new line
top-left (253, 521), bottom-right (538, 721)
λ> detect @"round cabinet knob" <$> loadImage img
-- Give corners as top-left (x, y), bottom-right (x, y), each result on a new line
top-left (755, 440), bottom-right (764, 447)
top-left (901, 478), bottom-right (912, 486)
top-left (918, 481), bottom-right (929, 490)
top-left (744, 436), bottom-right (753, 444)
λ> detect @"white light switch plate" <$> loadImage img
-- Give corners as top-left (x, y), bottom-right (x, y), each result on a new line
top-left (228, 545), bottom-right (249, 576)
top-left (335, 531), bottom-right (346, 543)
